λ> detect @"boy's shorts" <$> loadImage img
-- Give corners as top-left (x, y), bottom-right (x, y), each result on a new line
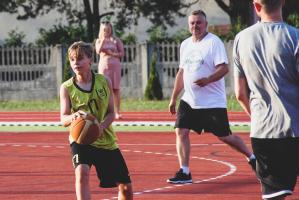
top-left (252, 138), bottom-right (299, 199)
top-left (71, 142), bottom-right (131, 188)
top-left (175, 100), bottom-right (232, 137)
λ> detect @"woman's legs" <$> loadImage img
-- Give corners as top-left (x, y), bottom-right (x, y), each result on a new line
top-left (113, 89), bottom-right (121, 119)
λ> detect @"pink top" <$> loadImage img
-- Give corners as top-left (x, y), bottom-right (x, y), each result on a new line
top-left (97, 38), bottom-right (124, 89)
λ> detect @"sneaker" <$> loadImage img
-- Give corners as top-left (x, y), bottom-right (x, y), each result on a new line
top-left (248, 158), bottom-right (256, 172)
top-left (167, 169), bottom-right (192, 184)
top-left (115, 113), bottom-right (122, 120)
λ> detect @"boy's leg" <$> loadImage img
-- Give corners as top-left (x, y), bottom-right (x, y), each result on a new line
top-left (75, 164), bottom-right (91, 200)
top-left (117, 183), bottom-right (133, 200)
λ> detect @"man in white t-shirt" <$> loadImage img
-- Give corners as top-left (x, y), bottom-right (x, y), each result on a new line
top-left (167, 10), bottom-right (255, 184)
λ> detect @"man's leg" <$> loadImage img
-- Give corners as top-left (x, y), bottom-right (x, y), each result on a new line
top-left (167, 128), bottom-right (192, 184)
top-left (218, 134), bottom-right (252, 158)
top-left (176, 128), bottom-right (191, 168)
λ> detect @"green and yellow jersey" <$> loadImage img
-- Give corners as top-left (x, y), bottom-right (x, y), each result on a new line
top-left (62, 72), bottom-right (118, 150)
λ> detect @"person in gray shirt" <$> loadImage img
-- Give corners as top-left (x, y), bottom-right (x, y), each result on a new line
top-left (233, 0), bottom-right (299, 199)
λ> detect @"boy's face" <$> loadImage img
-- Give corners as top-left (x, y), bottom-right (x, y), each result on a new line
top-left (69, 50), bottom-right (92, 75)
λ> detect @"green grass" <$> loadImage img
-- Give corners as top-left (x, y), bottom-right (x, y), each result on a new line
top-left (0, 96), bottom-right (243, 112)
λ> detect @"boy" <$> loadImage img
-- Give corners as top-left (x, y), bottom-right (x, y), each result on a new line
top-left (60, 41), bottom-right (133, 200)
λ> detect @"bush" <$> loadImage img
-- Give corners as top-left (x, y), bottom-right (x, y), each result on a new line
top-left (3, 29), bottom-right (26, 47)
top-left (219, 17), bottom-right (246, 41)
top-left (144, 53), bottom-right (163, 100)
top-left (287, 14), bottom-right (299, 28)
top-left (63, 53), bottom-right (73, 82)
top-left (148, 26), bottom-right (171, 43)
top-left (35, 24), bottom-right (88, 46)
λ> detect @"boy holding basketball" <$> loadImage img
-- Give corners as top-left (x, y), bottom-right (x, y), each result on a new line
top-left (60, 41), bottom-right (133, 200)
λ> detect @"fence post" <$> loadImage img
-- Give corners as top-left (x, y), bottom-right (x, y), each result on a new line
top-left (54, 44), bottom-right (64, 97)
top-left (140, 42), bottom-right (148, 94)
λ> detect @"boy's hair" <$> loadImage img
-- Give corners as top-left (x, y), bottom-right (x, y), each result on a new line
top-left (68, 41), bottom-right (93, 59)
top-left (259, 0), bottom-right (282, 12)
top-left (190, 10), bottom-right (206, 19)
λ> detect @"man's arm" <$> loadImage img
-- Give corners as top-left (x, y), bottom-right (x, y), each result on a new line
top-left (234, 76), bottom-right (251, 116)
top-left (194, 63), bottom-right (228, 87)
top-left (169, 68), bottom-right (184, 115)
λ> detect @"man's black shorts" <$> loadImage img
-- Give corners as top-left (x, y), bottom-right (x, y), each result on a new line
top-left (71, 142), bottom-right (131, 188)
top-left (252, 137), bottom-right (299, 199)
top-left (175, 100), bottom-right (232, 137)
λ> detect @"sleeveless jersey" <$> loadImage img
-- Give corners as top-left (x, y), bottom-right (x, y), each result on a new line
top-left (62, 73), bottom-right (118, 150)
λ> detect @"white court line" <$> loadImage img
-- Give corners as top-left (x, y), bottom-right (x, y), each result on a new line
top-left (0, 142), bottom-right (236, 200)
top-left (0, 121), bottom-right (250, 127)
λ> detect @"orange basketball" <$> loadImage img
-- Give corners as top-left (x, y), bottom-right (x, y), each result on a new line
top-left (69, 114), bottom-right (99, 145)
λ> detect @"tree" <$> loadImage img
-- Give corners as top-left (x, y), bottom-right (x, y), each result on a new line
top-left (0, 0), bottom-right (199, 42)
top-left (0, 0), bottom-right (114, 42)
top-left (111, 0), bottom-right (199, 31)
top-left (144, 53), bottom-right (163, 100)
top-left (214, 0), bottom-right (254, 26)
top-left (214, 0), bottom-right (299, 27)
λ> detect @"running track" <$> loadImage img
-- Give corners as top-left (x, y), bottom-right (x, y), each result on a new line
top-left (0, 111), bottom-right (250, 122)
top-left (1, 112), bottom-right (299, 200)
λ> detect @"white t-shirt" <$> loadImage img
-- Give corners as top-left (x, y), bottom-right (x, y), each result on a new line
top-left (180, 33), bottom-right (228, 109)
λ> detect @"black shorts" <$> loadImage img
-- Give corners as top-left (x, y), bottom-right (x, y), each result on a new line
top-left (175, 100), bottom-right (232, 137)
top-left (70, 142), bottom-right (131, 188)
top-left (252, 138), bottom-right (299, 199)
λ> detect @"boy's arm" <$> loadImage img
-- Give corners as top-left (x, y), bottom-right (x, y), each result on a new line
top-left (60, 85), bottom-right (81, 127)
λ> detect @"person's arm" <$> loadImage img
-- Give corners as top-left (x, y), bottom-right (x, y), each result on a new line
top-left (169, 68), bottom-right (184, 115)
top-left (95, 38), bottom-right (106, 55)
top-left (106, 38), bottom-right (124, 59)
top-left (234, 76), bottom-right (251, 116)
top-left (98, 76), bottom-right (116, 130)
top-left (115, 38), bottom-right (125, 59)
top-left (194, 63), bottom-right (228, 87)
top-left (59, 85), bottom-right (82, 127)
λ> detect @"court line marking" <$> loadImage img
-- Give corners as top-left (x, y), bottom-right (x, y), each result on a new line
top-left (0, 121), bottom-right (250, 127)
top-left (0, 142), bottom-right (237, 200)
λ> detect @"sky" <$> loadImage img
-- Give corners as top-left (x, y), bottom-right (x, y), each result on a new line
top-left (0, 0), bottom-right (230, 44)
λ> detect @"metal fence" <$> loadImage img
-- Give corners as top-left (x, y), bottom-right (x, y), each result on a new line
top-left (0, 41), bottom-right (234, 100)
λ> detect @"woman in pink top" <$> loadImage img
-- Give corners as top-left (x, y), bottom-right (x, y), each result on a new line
top-left (95, 22), bottom-right (124, 119)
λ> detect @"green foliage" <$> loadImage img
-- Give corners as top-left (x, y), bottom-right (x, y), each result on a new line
top-left (144, 53), bottom-right (163, 100)
top-left (220, 17), bottom-right (246, 41)
top-left (63, 53), bottom-right (73, 82)
top-left (287, 14), bottom-right (299, 28)
top-left (0, 96), bottom-right (242, 112)
top-left (148, 26), bottom-right (171, 43)
top-left (35, 24), bottom-right (88, 46)
top-left (147, 26), bottom-right (190, 43)
top-left (171, 29), bottom-right (191, 43)
top-left (121, 33), bottom-right (137, 44)
top-left (3, 29), bottom-right (26, 47)
top-left (113, 0), bottom-right (198, 32)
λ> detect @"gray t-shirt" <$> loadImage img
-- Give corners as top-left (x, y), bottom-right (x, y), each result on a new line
top-left (233, 21), bottom-right (299, 139)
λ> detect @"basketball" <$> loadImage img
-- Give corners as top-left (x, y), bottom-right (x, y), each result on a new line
top-left (69, 114), bottom-right (99, 145)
